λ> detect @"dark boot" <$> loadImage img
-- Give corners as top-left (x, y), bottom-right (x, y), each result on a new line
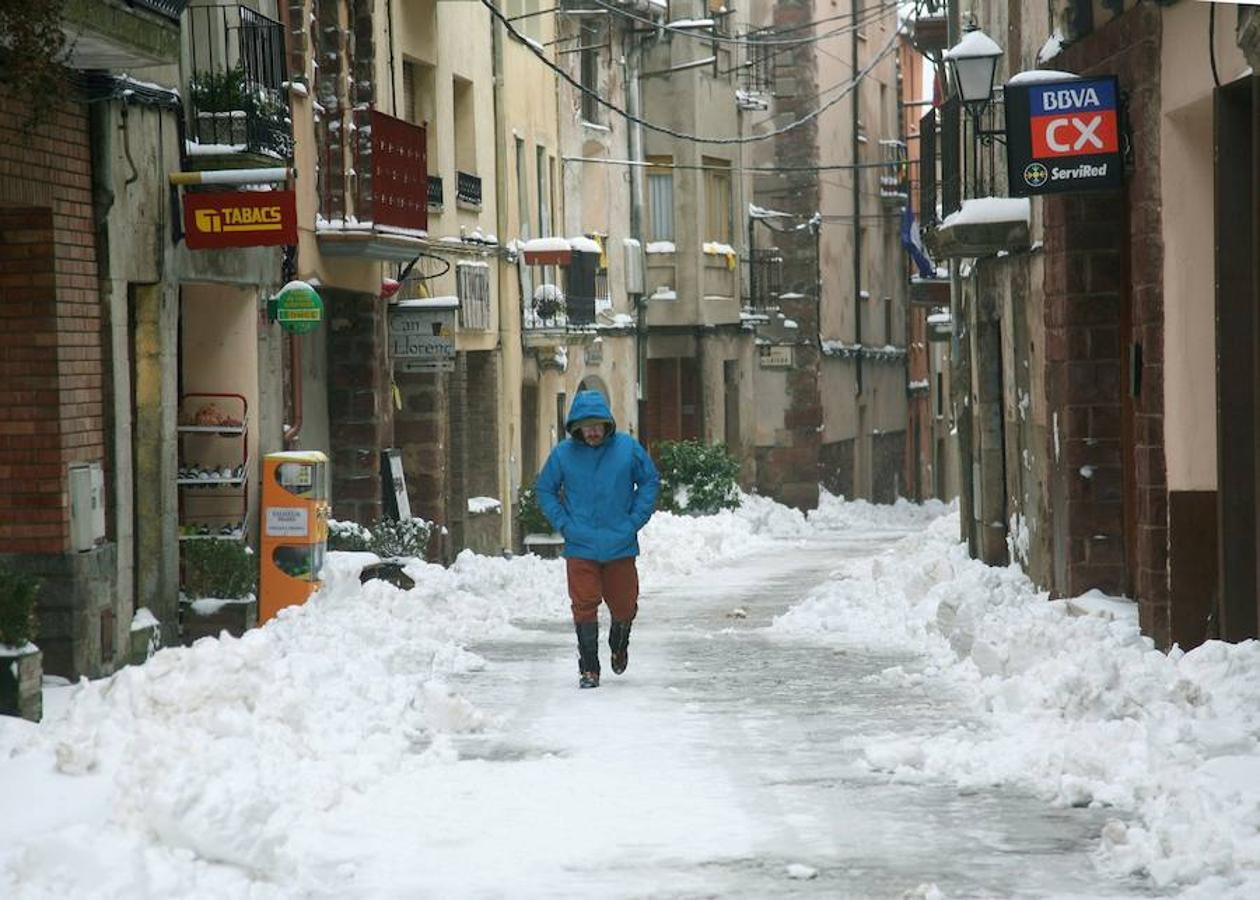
top-left (575, 621), bottom-right (600, 688)
top-left (609, 620), bottom-right (632, 675)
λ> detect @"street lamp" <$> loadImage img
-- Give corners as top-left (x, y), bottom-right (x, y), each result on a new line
top-left (944, 28), bottom-right (1003, 113)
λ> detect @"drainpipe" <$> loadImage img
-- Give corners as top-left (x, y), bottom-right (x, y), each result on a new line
top-left (284, 334), bottom-right (303, 447)
top-left (852, 0), bottom-right (863, 398)
top-left (946, 0), bottom-right (975, 555)
top-left (491, 2), bottom-right (515, 549)
top-left (627, 29), bottom-right (649, 443)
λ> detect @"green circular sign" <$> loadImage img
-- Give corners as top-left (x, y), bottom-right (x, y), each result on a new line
top-left (273, 280), bottom-right (324, 334)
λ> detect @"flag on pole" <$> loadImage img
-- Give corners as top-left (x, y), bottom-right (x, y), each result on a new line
top-left (900, 206), bottom-right (936, 279)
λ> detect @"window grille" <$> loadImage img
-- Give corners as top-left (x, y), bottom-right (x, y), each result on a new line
top-left (457, 263), bottom-right (491, 330)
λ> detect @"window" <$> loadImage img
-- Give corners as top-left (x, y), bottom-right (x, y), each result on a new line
top-left (453, 75), bottom-right (476, 175)
top-left (536, 145), bottom-right (551, 238)
top-left (646, 155), bottom-right (674, 243)
top-left (515, 137), bottom-right (530, 239)
top-left (579, 20), bottom-right (602, 124)
top-left (405, 59), bottom-right (439, 205)
top-left (457, 263), bottom-right (491, 330)
top-left (703, 157), bottom-right (732, 244)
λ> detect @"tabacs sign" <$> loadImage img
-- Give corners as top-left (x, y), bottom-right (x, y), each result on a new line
top-left (1003, 76), bottom-right (1123, 196)
top-left (184, 190), bottom-right (298, 249)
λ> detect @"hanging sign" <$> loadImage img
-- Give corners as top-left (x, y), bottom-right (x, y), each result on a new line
top-left (184, 190), bottom-right (298, 248)
top-left (390, 298), bottom-right (457, 373)
top-left (268, 281), bottom-right (324, 334)
top-left (1003, 76), bottom-right (1123, 196)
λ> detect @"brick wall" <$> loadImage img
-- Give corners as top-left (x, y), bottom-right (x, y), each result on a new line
top-left (447, 351), bottom-right (502, 556)
top-left (1046, 6), bottom-right (1167, 640)
top-left (0, 93), bottom-right (105, 554)
top-left (752, 0), bottom-right (823, 511)
top-left (326, 287), bottom-right (393, 523)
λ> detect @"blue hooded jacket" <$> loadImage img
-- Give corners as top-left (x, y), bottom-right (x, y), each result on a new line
top-left (535, 391), bottom-right (660, 562)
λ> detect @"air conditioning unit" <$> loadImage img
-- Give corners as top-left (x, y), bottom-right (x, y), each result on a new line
top-left (69, 462), bottom-right (106, 552)
top-left (623, 238), bottom-right (644, 296)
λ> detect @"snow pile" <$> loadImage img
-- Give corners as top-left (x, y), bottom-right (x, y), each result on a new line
top-left (0, 491), bottom-right (863, 895)
top-left (773, 513), bottom-right (1260, 896)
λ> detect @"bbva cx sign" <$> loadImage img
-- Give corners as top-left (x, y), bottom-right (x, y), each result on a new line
top-left (1004, 75), bottom-right (1124, 196)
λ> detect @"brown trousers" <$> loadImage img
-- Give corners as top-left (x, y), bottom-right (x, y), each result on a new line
top-left (566, 557), bottom-right (640, 624)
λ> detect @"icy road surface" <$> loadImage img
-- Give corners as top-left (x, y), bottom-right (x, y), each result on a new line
top-left (294, 530), bottom-right (1151, 899)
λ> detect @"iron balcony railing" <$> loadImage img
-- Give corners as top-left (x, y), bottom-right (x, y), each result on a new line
top-left (456, 171), bottom-right (482, 208)
top-left (185, 4), bottom-right (292, 159)
top-left (748, 247), bottom-right (783, 308)
top-left (129, 0), bottom-right (189, 21)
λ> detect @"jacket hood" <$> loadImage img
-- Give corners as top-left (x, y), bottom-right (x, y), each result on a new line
top-left (566, 390), bottom-right (617, 436)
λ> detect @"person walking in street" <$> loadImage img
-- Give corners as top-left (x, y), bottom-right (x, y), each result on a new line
top-left (535, 390), bottom-right (660, 689)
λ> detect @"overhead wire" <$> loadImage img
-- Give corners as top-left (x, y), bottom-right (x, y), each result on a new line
top-left (716, 2), bottom-right (901, 75)
top-left (584, 0), bottom-right (900, 48)
top-left (482, 0), bottom-right (905, 145)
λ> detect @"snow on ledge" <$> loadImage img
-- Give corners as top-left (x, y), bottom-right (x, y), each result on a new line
top-left (130, 607), bottom-right (159, 631)
top-left (1064, 589), bottom-right (1138, 623)
top-left (646, 241), bottom-right (676, 254)
top-left (940, 197), bottom-right (1031, 229)
top-left (1007, 69), bottom-right (1079, 86)
top-left (468, 497), bottom-right (502, 515)
top-left (521, 237), bottom-right (572, 253)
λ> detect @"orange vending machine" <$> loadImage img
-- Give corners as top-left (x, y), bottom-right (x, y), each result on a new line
top-left (260, 451), bottom-right (330, 624)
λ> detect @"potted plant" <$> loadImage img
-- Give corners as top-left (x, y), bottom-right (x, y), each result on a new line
top-left (179, 540), bottom-right (258, 643)
top-left (0, 564), bottom-right (43, 722)
top-left (654, 439), bottom-right (742, 515)
top-left (189, 65), bottom-right (252, 146)
top-left (518, 483), bottom-right (564, 558)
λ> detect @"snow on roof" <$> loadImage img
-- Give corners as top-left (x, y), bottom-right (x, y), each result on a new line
top-left (568, 236), bottom-right (602, 254)
top-left (521, 237), bottom-right (572, 253)
top-left (940, 197), bottom-right (1030, 229)
top-left (1037, 33), bottom-right (1065, 64)
top-left (396, 297), bottom-right (460, 310)
top-left (1007, 69), bottom-right (1079, 86)
top-left (944, 29), bottom-right (1003, 60)
top-left (749, 203), bottom-right (792, 219)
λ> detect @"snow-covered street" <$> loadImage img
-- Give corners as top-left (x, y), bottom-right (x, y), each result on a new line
top-left (3, 494), bottom-right (1260, 898)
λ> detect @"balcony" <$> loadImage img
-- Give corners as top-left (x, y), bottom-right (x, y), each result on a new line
top-left (428, 175), bottom-right (444, 211)
top-left (747, 247), bottom-right (782, 309)
top-left (317, 110), bottom-right (429, 261)
top-left (879, 140), bottom-right (910, 208)
top-left (184, 5), bottom-right (292, 162)
top-left (62, 0), bottom-right (185, 69)
top-left (520, 239), bottom-right (600, 346)
top-left (456, 172), bottom-right (482, 209)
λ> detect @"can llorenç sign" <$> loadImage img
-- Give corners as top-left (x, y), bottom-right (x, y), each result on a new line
top-left (270, 281), bottom-right (324, 335)
top-left (184, 190), bottom-right (298, 248)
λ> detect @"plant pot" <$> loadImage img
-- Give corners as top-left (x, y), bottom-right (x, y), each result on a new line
top-left (195, 110), bottom-right (248, 147)
top-left (0, 643), bottom-right (42, 722)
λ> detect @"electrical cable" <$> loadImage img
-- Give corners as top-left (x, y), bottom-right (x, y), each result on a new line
top-left (562, 155), bottom-right (908, 173)
top-left (716, 2), bottom-right (901, 75)
top-left (484, 0), bottom-right (904, 145)
top-left (1209, 3), bottom-right (1221, 88)
top-left (586, 0), bottom-right (900, 48)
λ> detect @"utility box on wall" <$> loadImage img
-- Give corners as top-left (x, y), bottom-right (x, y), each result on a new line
top-left (68, 462), bottom-right (106, 552)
